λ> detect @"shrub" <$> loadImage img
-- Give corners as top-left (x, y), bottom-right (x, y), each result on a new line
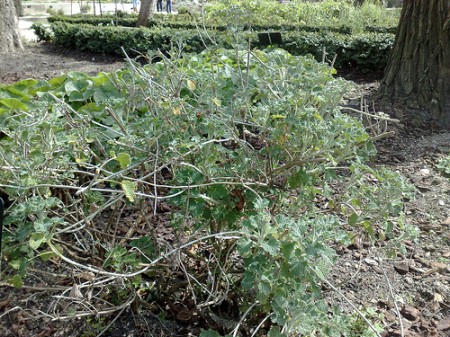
top-left (48, 13), bottom-right (397, 35)
top-left (436, 155), bottom-right (450, 177)
top-left (46, 7), bottom-right (65, 16)
top-left (0, 48), bottom-right (416, 336)
top-left (204, 0), bottom-right (400, 31)
top-left (47, 22), bottom-right (395, 71)
top-left (80, 4), bottom-right (91, 14)
top-left (177, 6), bottom-right (190, 15)
top-left (31, 22), bottom-right (53, 42)
top-left (283, 31), bottom-right (394, 71)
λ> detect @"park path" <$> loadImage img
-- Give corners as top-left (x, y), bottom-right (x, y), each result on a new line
top-left (19, 2), bottom-right (177, 42)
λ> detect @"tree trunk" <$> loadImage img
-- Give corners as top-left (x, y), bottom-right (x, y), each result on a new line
top-left (378, 0), bottom-right (450, 128)
top-left (14, 0), bottom-right (22, 16)
top-left (353, 0), bottom-right (365, 6)
top-left (0, 0), bottom-right (23, 53)
top-left (136, 0), bottom-right (155, 27)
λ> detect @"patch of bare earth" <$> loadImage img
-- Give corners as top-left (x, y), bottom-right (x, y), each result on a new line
top-left (0, 43), bottom-right (125, 85)
top-left (0, 44), bottom-right (449, 337)
top-left (327, 125), bottom-right (450, 337)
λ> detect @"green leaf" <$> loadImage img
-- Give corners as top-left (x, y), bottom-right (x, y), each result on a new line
top-left (199, 330), bottom-right (222, 337)
top-left (93, 81), bottom-right (120, 102)
top-left (288, 169), bottom-right (309, 188)
top-left (64, 79), bottom-right (89, 101)
top-left (69, 90), bottom-right (83, 101)
top-left (314, 265), bottom-right (325, 280)
top-left (187, 79), bottom-right (196, 91)
top-left (10, 78), bottom-right (38, 91)
top-left (385, 221), bottom-right (394, 238)
top-left (9, 259), bottom-right (22, 270)
top-left (8, 275), bottom-right (24, 288)
top-left (116, 152), bottom-right (131, 169)
top-left (351, 198), bottom-right (361, 207)
top-left (130, 236), bottom-right (155, 262)
top-left (261, 238), bottom-right (280, 256)
top-left (39, 250), bottom-right (59, 262)
top-left (253, 198), bottom-right (269, 210)
top-left (271, 114), bottom-right (286, 120)
top-left (362, 220), bottom-right (374, 239)
top-left (237, 238), bottom-right (253, 256)
top-left (7, 87), bottom-right (32, 100)
top-left (121, 180), bottom-right (137, 202)
top-left (268, 326), bottom-right (284, 337)
top-left (0, 98), bottom-right (28, 111)
top-left (348, 212), bottom-right (359, 226)
top-left (281, 242), bottom-right (295, 260)
top-left (29, 233), bottom-right (46, 250)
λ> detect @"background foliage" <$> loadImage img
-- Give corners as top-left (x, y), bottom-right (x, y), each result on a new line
top-left (33, 0), bottom-right (400, 72)
top-left (33, 21), bottom-right (395, 72)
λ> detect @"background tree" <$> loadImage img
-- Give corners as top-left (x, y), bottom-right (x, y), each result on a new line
top-left (14, 0), bottom-right (22, 16)
top-left (353, 0), bottom-right (365, 6)
top-left (378, 0), bottom-right (449, 128)
top-left (136, 0), bottom-right (155, 27)
top-left (0, 0), bottom-right (23, 53)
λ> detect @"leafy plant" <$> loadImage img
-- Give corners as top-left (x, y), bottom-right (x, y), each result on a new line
top-left (46, 7), bottom-right (65, 16)
top-left (80, 4), bottom-right (91, 14)
top-left (31, 22), bottom-right (53, 42)
top-left (436, 155), bottom-right (450, 177)
top-left (0, 48), bottom-right (415, 335)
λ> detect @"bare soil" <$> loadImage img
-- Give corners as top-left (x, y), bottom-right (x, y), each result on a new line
top-left (0, 43), bottom-right (449, 337)
top-left (0, 44), bottom-right (125, 85)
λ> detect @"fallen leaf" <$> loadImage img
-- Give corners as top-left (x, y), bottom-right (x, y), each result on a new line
top-left (436, 317), bottom-right (450, 331)
top-left (433, 293), bottom-right (444, 303)
top-left (86, 288), bottom-right (93, 301)
top-left (430, 261), bottom-right (449, 270)
top-left (69, 284), bottom-right (83, 299)
top-left (394, 262), bottom-right (410, 275)
top-left (364, 257), bottom-right (379, 266)
top-left (401, 304), bottom-right (420, 322)
top-left (176, 309), bottom-right (192, 322)
top-left (419, 168), bottom-right (431, 176)
top-left (231, 188), bottom-right (245, 211)
top-left (76, 272), bottom-right (95, 282)
top-left (0, 297), bottom-right (12, 310)
top-left (415, 184), bottom-right (431, 192)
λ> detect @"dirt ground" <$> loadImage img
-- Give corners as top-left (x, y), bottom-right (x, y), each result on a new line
top-left (0, 44), bottom-right (125, 85)
top-left (0, 43), bottom-right (449, 337)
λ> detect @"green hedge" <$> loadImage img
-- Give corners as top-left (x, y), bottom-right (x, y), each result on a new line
top-left (49, 22), bottom-right (232, 55)
top-left (283, 31), bottom-right (394, 70)
top-left (365, 25), bottom-right (397, 34)
top-left (48, 16), bottom-right (139, 27)
top-left (41, 22), bottom-right (394, 72)
top-left (48, 14), bottom-right (397, 35)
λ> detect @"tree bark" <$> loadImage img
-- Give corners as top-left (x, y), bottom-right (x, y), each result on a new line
top-left (378, 0), bottom-right (450, 129)
top-left (0, 0), bottom-right (23, 53)
top-left (353, 0), bottom-right (365, 6)
top-left (136, 0), bottom-right (155, 27)
top-left (14, 0), bottom-right (22, 16)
